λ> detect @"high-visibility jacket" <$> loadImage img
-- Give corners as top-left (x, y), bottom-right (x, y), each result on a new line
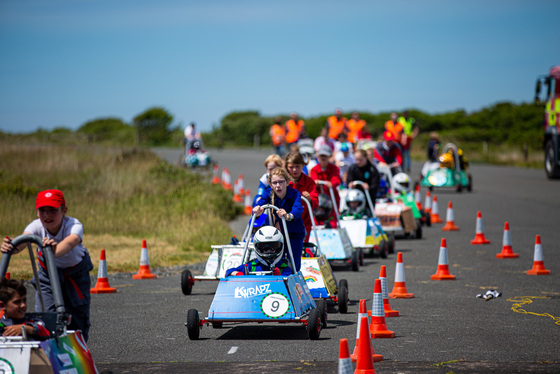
top-left (398, 116), bottom-right (416, 150)
top-left (545, 97), bottom-right (560, 127)
top-left (270, 124), bottom-right (286, 146)
top-left (285, 119), bottom-right (305, 144)
top-left (384, 120), bottom-right (404, 143)
top-left (347, 119), bottom-right (366, 143)
top-left (327, 116), bottom-right (347, 140)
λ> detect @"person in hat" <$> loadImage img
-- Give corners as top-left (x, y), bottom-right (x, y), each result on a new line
top-left (1, 189), bottom-right (94, 341)
top-left (310, 145), bottom-right (341, 227)
top-left (374, 130), bottom-right (403, 172)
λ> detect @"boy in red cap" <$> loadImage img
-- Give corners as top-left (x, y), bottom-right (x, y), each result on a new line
top-left (1, 189), bottom-right (93, 341)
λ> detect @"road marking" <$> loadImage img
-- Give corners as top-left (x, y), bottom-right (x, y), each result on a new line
top-left (228, 346), bottom-right (238, 354)
top-left (508, 296), bottom-right (560, 325)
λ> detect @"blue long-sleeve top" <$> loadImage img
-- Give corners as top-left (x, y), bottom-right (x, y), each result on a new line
top-left (254, 186), bottom-right (306, 240)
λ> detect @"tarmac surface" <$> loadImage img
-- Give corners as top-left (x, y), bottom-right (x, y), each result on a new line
top-left (87, 147), bottom-right (560, 373)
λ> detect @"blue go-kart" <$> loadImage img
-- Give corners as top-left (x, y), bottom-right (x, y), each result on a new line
top-left (185, 205), bottom-right (324, 340)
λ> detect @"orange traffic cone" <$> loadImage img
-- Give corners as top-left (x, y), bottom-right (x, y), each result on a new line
top-left (132, 239), bottom-right (157, 279)
top-left (442, 201), bottom-right (459, 231)
top-left (496, 222), bottom-right (519, 259)
top-left (389, 252), bottom-right (414, 298)
top-left (430, 195), bottom-right (443, 223)
top-left (352, 300), bottom-right (383, 362)
top-left (232, 179), bottom-right (243, 203)
top-left (424, 190), bottom-right (432, 214)
top-left (222, 168), bottom-right (232, 190)
top-left (355, 316), bottom-right (378, 374)
top-left (238, 174), bottom-right (245, 195)
top-left (211, 164), bottom-right (220, 184)
top-left (338, 338), bottom-right (353, 374)
top-left (91, 249), bottom-right (117, 293)
top-left (527, 235), bottom-right (550, 275)
top-left (244, 189), bottom-right (253, 215)
top-left (370, 279), bottom-right (395, 338)
top-left (414, 184), bottom-right (422, 211)
top-left (221, 167), bottom-right (227, 189)
top-left (470, 211), bottom-right (490, 244)
top-left (431, 238), bottom-right (456, 280)
top-left (379, 265), bottom-right (399, 317)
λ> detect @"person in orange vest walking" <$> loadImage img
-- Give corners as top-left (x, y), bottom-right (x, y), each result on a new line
top-left (326, 108), bottom-right (348, 141)
top-left (347, 112), bottom-right (366, 144)
top-left (385, 112), bottom-right (404, 147)
top-left (285, 112), bottom-right (306, 150)
top-left (269, 117), bottom-right (286, 156)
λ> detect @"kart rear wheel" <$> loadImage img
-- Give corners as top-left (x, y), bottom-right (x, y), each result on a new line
top-left (186, 309), bottom-right (201, 340)
top-left (424, 211), bottom-right (432, 227)
top-left (181, 269), bottom-right (194, 295)
top-left (456, 183), bottom-right (463, 193)
top-left (415, 220), bottom-right (423, 239)
top-left (338, 282), bottom-right (349, 314)
top-left (351, 251), bottom-right (359, 272)
top-left (316, 299), bottom-right (327, 328)
top-left (307, 309), bottom-right (322, 340)
top-left (388, 234), bottom-right (396, 254)
top-left (358, 248), bottom-right (364, 266)
top-left (467, 174), bottom-right (473, 192)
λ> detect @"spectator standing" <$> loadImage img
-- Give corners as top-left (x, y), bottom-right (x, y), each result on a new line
top-left (346, 112), bottom-right (366, 144)
top-left (398, 111), bottom-right (419, 172)
top-left (269, 117), bottom-right (286, 156)
top-left (285, 113), bottom-right (305, 149)
top-left (326, 109), bottom-right (348, 141)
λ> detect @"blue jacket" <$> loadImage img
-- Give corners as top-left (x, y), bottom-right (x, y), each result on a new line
top-left (255, 186), bottom-right (306, 240)
top-left (225, 259), bottom-right (292, 277)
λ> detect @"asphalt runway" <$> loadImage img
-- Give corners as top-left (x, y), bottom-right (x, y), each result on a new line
top-left (89, 147), bottom-right (560, 373)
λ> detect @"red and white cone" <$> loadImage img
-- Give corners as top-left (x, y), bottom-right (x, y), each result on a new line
top-left (352, 300), bottom-right (383, 362)
top-left (442, 201), bottom-right (459, 231)
top-left (470, 211), bottom-right (490, 244)
top-left (526, 235), bottom-right (550, 275)
top-left (232, 179), bottom-right (242, 203)
top-left (91, 249), bottom-right (117, 293)
top-left (223, 168), bottom-right (232, 190)
top-left (355, 316), bottom-right (378, 374)
top-left (430, 195), bottom-right (443, 223)
top-left (424, 190), bottom-right (432, 214)
top-left (414, 184), bottom-right (422, 211)
top-left (389, 252), bottom-right (414, 298)
top-left (244, 189), bottom-right (253, 215)
top-left (370, 279), bottom-right (395, 338)
top-left (379, 265), bottom-right (399, 317)
top-left (238, 174), bottom-right (245, 195)
top-left (221, 167), bottom-right (227, 189)
top-left (211, 164), bottom-right (220, 184)
top-left (496, 222), bottom-right (519, 259)
top-left (431, 238), bottom-right (456, 280)
top-left (132, 239), bottom-right (157, 279)
top-left (338, 338), bottom-right (353, 374)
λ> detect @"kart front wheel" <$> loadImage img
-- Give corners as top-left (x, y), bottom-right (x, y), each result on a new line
top-left (379, 240), bottom-right (389, 259)
top-left (186, 309), bottom-right (201, 340)
top-left (388, 234), bottom-right (396, 254)
top-left (415, 220), bottom-right (423, 239)
top-left (338, 281), bottom-right (349, 314)
top-left (358, 248), bottom-right (364, 266)
top-left (307, 308), bottom-right (322, 340)
top-left (181, 269), bottom-right (194, 295)
top-left (351, 251), bottom-right (359, 272)
top-left (316, 299), bottom-right (327, 328)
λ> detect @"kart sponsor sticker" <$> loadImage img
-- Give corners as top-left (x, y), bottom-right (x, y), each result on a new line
top-left (0, 358), bottom-right (15, 374)
top-left (294, 282), bottom-right (304, 303)
top-left (260, 292), bottom-right (291, 318)
top-left (234, 283), bottom-right (272, 299)
top-left (428, 171), bottom-right (447, 186)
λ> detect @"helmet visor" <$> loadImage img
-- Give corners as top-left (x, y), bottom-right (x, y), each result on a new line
top-left (255, 241), bottom-right (283, 256)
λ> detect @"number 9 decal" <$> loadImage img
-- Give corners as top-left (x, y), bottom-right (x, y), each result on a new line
top-left (261, 292), bottom-right (291, 318)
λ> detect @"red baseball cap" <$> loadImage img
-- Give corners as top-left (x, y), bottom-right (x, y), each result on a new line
top-left (36, 189), bottom-right (66, 209)
top-left (383, 130), bottom-right (396, 142)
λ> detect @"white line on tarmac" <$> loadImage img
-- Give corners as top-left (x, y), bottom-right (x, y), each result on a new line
top-left (228, 346), bottom-right (238, 354)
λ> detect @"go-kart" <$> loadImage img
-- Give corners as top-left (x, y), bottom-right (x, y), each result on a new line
top-left (299, 194), bottom-right (350, 315)
top-left (0, 235), bottom-right (102, 374)
top-left (307, 182), bottom-right (361, 271)
top-left (186, 205), bottom-right (324, 340)
top-left (375, 165), bottom-right (423, 239)
top-left (179, 138), bottom-right (212, 168)
top-left (338, 181), bottom-right (392, 258)
top-left (420, 143), bottom-right (472, 192)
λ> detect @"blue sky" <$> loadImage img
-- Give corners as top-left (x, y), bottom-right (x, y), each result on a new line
top-left (1, 0), bottom-right (559, 134)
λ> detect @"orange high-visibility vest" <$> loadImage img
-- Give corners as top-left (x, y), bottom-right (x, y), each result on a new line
top-left (347, 119), bottom-right (366, 143)
top-left (385, 120), bottom-right (404, 143)
top-left (327, 116), bottom-right (347, 140)
top-left (270, 124), bottom-right (286, 146)
top-left (285, 119), bottom-right (304, 143)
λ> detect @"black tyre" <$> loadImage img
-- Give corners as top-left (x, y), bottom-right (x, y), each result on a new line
top-left (456, 182), bottom-right (463, 193)
top-left (467, 174), bottom-right (473, 192)
top-left (545, 141), bottom-right (560, 179)
top-left (379, 239), bottom-right (388, 259)
top-left (358, 247), bottom-right (364, 266)
top-left (316, 299), bottom-right (327, 328)
top-left (186, 309), bottom-right (200, 340)
top-left (424, 211), bottom-right (432, 227)
top-left (351, 251), bottom-right (359, 272)
top-left (415, 220), bottom-right (423, 239)
top-left (212, 322), bottom-right (223, 329)
top-left (307, 308), bottom-right (322, 340)
top-left (181, 269), bottom-right (194, 295)
top-left (388, 234), bottom-right (396, 254)
top-left (338, 283), bottom-right (349, 314)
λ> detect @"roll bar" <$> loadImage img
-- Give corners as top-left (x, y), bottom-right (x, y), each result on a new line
top-left (314, 180), bottom-right (340, 221)
top-left (300, 196), bottom-right (323, 256)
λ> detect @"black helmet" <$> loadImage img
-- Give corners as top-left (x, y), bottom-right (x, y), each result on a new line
top-left (313, 193), bottom-right (333, 222)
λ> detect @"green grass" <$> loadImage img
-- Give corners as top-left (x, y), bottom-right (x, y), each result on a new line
top-left (0, 142), bottom-right (240, 278)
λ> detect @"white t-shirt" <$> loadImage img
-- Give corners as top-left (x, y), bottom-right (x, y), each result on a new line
top-left (24, 216), bottom-right (87, 268)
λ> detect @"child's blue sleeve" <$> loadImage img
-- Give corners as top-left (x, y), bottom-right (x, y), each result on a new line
top-left (290, 190), bottom-right (303, 218)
